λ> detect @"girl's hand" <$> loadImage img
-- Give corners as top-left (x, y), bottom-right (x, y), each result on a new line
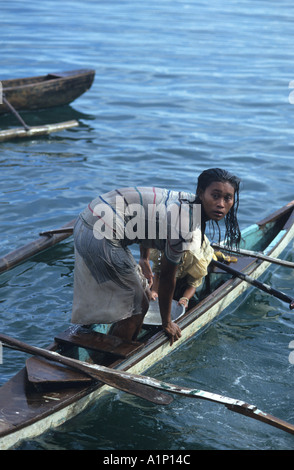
top-left (162, 321), bottom-right (182, 346)
top-left (139, 258), bottom-right (153, 287)
top-left (150, 290), bottom-right (158, 301)
top-left (178, 297), bottom-right (189, 309)
top-left (146, 288), bottom-right (158, 301)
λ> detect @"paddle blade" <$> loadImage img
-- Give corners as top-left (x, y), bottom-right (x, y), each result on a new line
top-left (226, 403), bottom-right (294, 435)
top-left (98, 371), bottom-right (173, 405)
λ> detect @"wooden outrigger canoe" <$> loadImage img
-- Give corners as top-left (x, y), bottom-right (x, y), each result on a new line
top-left (0, 69), bottom-right (95, 141)
top-left (0, 69), bottom-right (95, 114)
top-left (0, 201), bottom-right (293, 449)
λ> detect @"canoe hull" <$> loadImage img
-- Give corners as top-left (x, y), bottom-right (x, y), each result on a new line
top-left (0, 202), bottom-right (293, 450)
top-left (0, 69), bottom-right (95, 114)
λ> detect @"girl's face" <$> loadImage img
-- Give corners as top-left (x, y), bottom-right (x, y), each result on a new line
top-left (199, 181), bottom-right (235, 221)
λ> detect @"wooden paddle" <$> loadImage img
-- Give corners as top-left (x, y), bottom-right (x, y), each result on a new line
top-left (0, 333), bottom-right (172, 406)
top-left (212, 243), bottom-right (294, 268)
top-left (211, 259), bottom-right (294, 309)
top-left (1, 333), bottom-right (294, 435)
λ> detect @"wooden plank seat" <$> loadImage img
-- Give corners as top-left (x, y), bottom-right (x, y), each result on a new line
top-left (26, 356), bottom-right (93, 384)
top-left (26, 327), bottom-right (144, 385)
top-left (54, 326), bottom-right (144, 359)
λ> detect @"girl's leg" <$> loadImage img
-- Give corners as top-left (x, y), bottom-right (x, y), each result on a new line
top-left (110, 290), bottom-right (149, 341)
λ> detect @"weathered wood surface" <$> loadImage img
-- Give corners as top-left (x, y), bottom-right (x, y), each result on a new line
top-left (0, 219), bottom-right (75, 273)
top-left (0, 334), bottom-right (173, 406)
top-left (257, 199), bottom-right (294, 227)
top-left (55, 327), bottom-right (144, 359)
top-left (2, 334), bottom-right (294, 436)
top-left (26, 356), bottom-right (93, 384)
top-left (212, 244), bottom-right (294, 268)
top-left (0, 120), bottom-right (78, 142)
top-left (212, 259), bottom-right (294, 309)
top-left (0, 69), bottom-right (95, 114)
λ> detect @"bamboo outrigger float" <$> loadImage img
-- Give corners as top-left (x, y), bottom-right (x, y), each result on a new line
top-left (0, 120), bottom-right (79, 142)
top-left (0, 201), bottom-right (293, 449)
top-left (0, 69), bottom-right (95, 141)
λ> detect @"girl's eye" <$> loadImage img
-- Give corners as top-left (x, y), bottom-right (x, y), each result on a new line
top-left (211, 193), bottom-right (233, 202)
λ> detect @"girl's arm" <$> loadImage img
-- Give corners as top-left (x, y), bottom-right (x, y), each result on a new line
top-left (158, 255), bottom-right (182, 346)
top-left (150, 273), bottom-right (160, 299)
top-left (178, 285), bottom-right (196, 309)
top-left (139, 246), bottom-right (153, 286)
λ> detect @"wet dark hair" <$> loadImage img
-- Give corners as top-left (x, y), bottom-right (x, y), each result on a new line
top-left (195, 168), bottom-right (241, 249)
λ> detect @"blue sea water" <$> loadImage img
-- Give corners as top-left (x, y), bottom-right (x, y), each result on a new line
top-left (0, 0), bottom-right (293, 451)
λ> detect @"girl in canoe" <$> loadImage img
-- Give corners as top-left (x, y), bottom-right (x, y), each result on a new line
top-left (71, 168), bottom-right (241, 346)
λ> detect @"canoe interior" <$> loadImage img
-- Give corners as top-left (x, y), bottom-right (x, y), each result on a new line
top-left (0, 202), bottom-right (293, 448)
top-left (2, 75), bottom-right (57, 89)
